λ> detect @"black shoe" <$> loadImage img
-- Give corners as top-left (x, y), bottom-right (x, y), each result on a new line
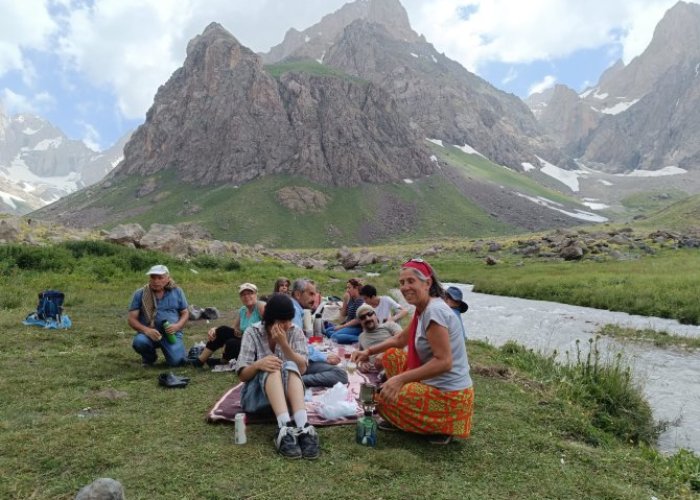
top-left (188, 357), bottom-right (204, 368)
top-left (158, 372), bottom-right (188, 388)
top-left (187, 345), bottom-right (203, 360)
top-left (297, 423), bottom-right (320, 460)
top-left (206, 357), bottom-right (221, 368)
top-left (275, 424), bottom-right (302, 459)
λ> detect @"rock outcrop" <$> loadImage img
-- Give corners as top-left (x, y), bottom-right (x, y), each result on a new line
top-left (264, 0), bottom-right (569, 171)
top-left (115, 22), bottom-right (434, 188)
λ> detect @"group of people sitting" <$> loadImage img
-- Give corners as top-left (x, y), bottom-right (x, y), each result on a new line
top-left (127, 260), bottom-right (473, 459)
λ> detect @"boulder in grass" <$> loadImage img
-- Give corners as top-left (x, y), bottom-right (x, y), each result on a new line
top-left (75, 478), bottom-right (124, 500)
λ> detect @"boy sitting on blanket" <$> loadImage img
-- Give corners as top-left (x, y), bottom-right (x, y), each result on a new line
top-left (237, 293), bottom-right (320, 460)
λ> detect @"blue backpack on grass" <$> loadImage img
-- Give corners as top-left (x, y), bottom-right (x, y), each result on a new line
top-left (37, 290), bottom-right (65, 321)
top-left (23, 290), bottom-right (71, 329)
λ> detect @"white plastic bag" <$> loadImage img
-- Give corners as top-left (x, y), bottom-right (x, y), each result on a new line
top-left (317, 382), bottom-right (357, 419)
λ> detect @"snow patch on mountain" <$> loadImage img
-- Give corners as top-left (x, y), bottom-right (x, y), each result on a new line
top-left (537, 156), bottom-right (581, 192)
top-left (615, 166), bottom-right (687, 177)
top-left (516, 193), bottom-right (608, 222)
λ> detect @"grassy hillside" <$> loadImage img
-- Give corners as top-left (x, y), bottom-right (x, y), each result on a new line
top-left (634, 193), bottom-right (700, 231)
top-left (432, 142), bottom-right (591, 208)
top-left (46, 171), bottom-right (518, 247)
top-left (1, 243), bottom-right (698, 498)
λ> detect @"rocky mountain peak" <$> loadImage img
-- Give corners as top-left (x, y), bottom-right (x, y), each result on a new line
top-left (587, 1), bottom-right (700, 103)
top-left (262, 0), bottom-right (418, 64)
top-left (115, 21), bottom-right (434, 188)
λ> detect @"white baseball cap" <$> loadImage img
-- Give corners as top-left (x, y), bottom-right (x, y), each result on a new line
top-left (146, 264), bottom-right (169, 276)
top-left (239, 282), bottom-right (258, 294)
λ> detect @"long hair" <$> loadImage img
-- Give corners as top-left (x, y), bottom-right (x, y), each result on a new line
top-left (273, 277), bottom-right (291, 293)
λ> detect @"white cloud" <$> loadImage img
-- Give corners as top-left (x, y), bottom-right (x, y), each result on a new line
top-left (403, 0), bottom-right (692, 72)
top-left (2, 0), bottom-right (694, 129)
top-left (78, 120), bottom-right (101, 151)
top-left (528, 75), bottom-right (556, 96)
top-left (54, 0), bottom-right (349, 120)
top-left (1, 88), bottom-right (54, 114)
top-left (501, 67), bottom-right (517, 85)
top-left (0, 0), bottom-right (57, 76)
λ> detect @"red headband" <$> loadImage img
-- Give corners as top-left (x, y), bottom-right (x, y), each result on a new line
top-left (401, 259), bottom-right (433, 279)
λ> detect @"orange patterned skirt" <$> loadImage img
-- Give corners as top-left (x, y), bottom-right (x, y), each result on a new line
top-left (377, 348), bottom-right (474, 438)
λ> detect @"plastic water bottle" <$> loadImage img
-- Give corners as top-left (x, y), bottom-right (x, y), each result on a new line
top-left (355, 410), bottom-right (377, 447)
top-left (161, 321), bottom-right (177, 344)
top-left (313, 313), bottom-right (324, 337)
top-left (234, 413), bottom-right (247, 444)
top-left (303, 309), bottom-right (313, 338)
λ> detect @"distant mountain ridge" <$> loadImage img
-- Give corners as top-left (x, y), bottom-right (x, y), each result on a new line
top-left (527, 1), bottom-right (700, 173)
top-left (264, 0), bottom-right (568, 172)
top-left (0, 109), bottom-right (129, 214)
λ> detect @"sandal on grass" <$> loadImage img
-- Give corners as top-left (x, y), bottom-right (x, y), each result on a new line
top-left (428, 434), bottom-right (453, 445)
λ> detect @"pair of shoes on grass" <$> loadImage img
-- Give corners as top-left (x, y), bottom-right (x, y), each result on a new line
top-left (187, 357), bottom-right (220, 368)
top-left (275, 423), bottom-right (320, 459)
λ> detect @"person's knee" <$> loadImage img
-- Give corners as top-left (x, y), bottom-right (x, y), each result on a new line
top-left (264, 370), bottom-right (283, 389)
top-left (132, 334), bottom-right (150, 351)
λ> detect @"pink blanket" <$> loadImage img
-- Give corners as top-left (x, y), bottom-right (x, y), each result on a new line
top-left (207, 370), bottom-right (379, 426)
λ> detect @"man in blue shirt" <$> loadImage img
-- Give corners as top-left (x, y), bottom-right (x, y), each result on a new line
top-left (128, 265), bottom-right (189, 366)
top-left (290, 278), bottom-right (347, 387)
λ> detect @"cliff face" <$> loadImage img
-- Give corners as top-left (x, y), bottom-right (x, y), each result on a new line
top-left (263, 0), bottom-right (419, 64)
top-left (578, 1), bottom-right (700, 171)
top-left (530, 85), bottom-right (601, 150)
top-left (116, 22), bottom-right (434, 187)
top-left (263, 0), bottom-right (569, 171)
top-left (120, 23), bottom-right (297, 185)
top-left (278, 72), bottom-right (433, 186)
top-left (321, 20), bottom-right (568, 170)
top-left (524, 2), bottom-right (700, 173)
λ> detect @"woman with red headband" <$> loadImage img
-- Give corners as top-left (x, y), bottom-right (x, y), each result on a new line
top-left (352, 258), bottom-right (473, 444)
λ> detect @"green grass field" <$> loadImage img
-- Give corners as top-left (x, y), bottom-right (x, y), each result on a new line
top-left (0, 242), bottom-right (698, 499)
top-left (47, 171), bottom-right (517, 247)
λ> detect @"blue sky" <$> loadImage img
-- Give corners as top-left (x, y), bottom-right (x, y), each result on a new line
top-left (0, 0), bottom-right (691, 151)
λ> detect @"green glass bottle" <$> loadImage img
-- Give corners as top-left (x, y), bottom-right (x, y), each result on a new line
top-left (355, 410), bottom-right (377, 447)
top-left (161, 320), bottom-right (177, 344)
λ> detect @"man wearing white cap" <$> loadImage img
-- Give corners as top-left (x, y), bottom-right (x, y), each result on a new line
top-left (128, 264), bottom-right (189, 366)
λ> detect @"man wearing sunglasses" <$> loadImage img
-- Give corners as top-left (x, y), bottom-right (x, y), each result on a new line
top-left (356, 304), bottom-right (401, 372)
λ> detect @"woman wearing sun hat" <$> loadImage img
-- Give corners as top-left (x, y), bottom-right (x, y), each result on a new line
top-left (352, 259), bottom-right (474, 444)
top-left (190, 282), bottom-right (265, 367)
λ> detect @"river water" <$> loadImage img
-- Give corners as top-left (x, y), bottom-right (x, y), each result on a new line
top-left (444, 284), bottom-right (700, 454)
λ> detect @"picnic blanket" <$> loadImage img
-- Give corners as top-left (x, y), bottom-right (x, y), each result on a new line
top-left (207, 369), bottom-right (379, 426)
top-left (23, 313), bottom-right (72, 329)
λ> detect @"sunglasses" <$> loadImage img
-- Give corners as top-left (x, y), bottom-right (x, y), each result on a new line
top-left (358, 311), bottom-right (375, 320)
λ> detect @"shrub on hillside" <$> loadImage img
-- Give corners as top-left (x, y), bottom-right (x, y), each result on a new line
top-left (61, 240), bottom-right (122, 258)
top-left (0, 245), bottom-right (74, 273)
top-left (499, 339), bottom-right (657, 445)
top-left (191, 255), bottom-right (241, 271)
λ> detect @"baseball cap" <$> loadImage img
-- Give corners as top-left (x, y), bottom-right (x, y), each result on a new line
top-left (146, 264), bottom-right (169, 276)
top-left (238, 283), bottom-right (258, 294)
